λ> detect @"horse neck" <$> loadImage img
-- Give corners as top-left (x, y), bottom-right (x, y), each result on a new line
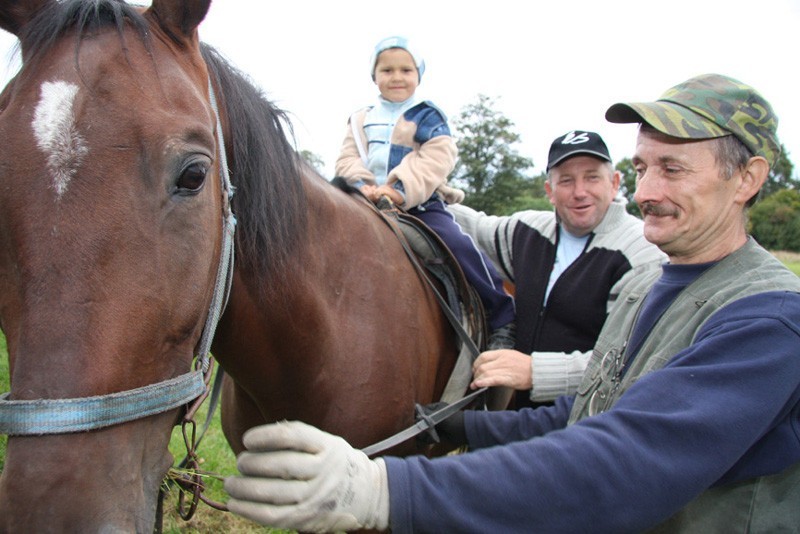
top-left (220, 171), bottom-right (378, 342)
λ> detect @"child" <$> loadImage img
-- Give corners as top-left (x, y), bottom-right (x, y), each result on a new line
top-left (335, 36), bottom-right (515, 350)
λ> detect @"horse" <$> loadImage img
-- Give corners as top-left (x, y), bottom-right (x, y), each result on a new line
top-left (0, 0), bottom-right (473, 531)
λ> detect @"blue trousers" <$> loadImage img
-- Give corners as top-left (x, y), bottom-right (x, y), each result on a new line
top-left (409, 198), bottom-right (515, 330)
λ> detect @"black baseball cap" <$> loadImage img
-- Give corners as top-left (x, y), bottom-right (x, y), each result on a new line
top-left (547, 130), bottom-right (612, 171)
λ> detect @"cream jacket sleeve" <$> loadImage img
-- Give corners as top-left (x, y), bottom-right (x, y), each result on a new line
top-left (386, 133), bottom-right (460, 208)
top-left (334, 110), bottom-right (375, 184)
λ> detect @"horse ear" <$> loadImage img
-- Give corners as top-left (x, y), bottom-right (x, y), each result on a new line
top-left (0, 0), bottom-right (53, 36)
top-left (147, 0), bottom-right (211, 43)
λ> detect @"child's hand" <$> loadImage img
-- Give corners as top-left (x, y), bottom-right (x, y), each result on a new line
top-left (372, 185), bottom-right (404, 205)
top-left (359, 184), bottom-right (377, 198)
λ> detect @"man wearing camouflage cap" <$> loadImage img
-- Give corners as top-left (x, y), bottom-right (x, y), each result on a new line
top-left (225, 74), bottom-right (800, 533)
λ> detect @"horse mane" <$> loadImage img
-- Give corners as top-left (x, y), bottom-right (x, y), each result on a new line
top-left (9, 0), bottom-right (309, 284)
top-left (201, 44), bottom-right (308, 283)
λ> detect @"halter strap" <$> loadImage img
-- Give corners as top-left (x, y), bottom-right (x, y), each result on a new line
top-left (0, 373), bottom-right (206, 435)
top-left (0, 77), bottom-right (235, 436)
top-left (195, 77), bottom-right (236, 373)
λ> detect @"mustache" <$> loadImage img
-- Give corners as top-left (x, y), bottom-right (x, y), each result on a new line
top-left (639, 202), bottom-right (680, 218)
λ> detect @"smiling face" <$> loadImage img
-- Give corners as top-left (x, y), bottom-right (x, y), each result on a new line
top-left (373, 48), bottom-right (419, 103)
top-left (631, 127), bottom-right (758, 264)
top-left (545, 155), bottom-right (620, 237)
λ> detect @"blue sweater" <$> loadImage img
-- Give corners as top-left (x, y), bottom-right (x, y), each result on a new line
top-left (385, 264), bottom-right (800, 533)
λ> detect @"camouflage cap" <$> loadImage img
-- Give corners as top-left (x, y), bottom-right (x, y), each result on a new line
top-left (605, 73), bottom-right (780, 167)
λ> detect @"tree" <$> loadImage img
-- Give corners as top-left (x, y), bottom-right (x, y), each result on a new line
top-left (760, 143), bottom-right (798, 198)
top-left (451, 95), bottom-right (537, 215)
top-left (299, 149), bottom-right (325, 174)
top-left (615, 157), bottom-right (641, 217)
top-left (748, 188), bottom-right (800, 252)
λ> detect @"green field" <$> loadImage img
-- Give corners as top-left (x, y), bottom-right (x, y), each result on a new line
top-left (1, 251), bottom-right (799, 531)
top-left (160, 366), bottom-right (280, 533)
top-left (772, 250), bottom-right (800, 276)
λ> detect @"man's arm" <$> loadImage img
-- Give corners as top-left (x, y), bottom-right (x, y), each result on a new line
top-left (448, 203), bottom-right (514, 280)
top-left (223, 294), bottom-right (800, 534)
top-left (471, 348), bottom-right (593, 402)
top-left (387, 292), bottom-right (800, 533)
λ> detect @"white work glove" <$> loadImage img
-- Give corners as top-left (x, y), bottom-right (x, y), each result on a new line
top-left (224, 420), bottom-right (390, 533)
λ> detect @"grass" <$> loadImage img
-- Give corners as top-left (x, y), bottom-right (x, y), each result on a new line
top-left (771, 250), bottom-right (800, 276)
top-left (1, 249), bottom-right (798, 530)
top-left (159, 369), bottom-right (282, 533)
top-left (0, 335), bottom-right (6, 475)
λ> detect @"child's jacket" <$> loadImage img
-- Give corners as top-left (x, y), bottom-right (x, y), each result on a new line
top-left (336, 101), bottom-right (464, 208)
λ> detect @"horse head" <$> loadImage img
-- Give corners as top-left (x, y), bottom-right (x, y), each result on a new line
top-left (0, 0), bottom-right (227, 530)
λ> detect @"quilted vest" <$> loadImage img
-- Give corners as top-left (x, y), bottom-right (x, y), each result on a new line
top-left (568, 238), bottom-right (800, 531)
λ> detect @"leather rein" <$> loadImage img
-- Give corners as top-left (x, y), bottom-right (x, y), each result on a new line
top-left (355, 196), bottom-right (488, 457)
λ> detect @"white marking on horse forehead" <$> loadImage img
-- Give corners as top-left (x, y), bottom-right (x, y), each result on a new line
top-left (32, 80), bottom-right (89, 197)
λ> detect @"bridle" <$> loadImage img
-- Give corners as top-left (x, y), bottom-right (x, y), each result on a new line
top-left (0, 77), bottom-right (235, 436)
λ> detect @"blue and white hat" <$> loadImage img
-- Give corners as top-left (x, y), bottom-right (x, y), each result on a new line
top-left (370, 36), bottom-right (425, 82)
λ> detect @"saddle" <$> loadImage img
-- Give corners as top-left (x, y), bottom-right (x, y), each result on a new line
top-left (331, 177), bottom-right (488, 403)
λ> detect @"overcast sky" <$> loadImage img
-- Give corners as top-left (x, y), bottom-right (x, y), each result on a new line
top-left (2, 0), bottom-right (798, 180)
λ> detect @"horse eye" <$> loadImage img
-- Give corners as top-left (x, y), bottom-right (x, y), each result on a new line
top-left (176, 162), bottom-right (209, 193)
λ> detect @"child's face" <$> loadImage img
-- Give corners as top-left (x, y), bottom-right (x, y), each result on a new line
top-left (374, 48), bottom-right (419, 103)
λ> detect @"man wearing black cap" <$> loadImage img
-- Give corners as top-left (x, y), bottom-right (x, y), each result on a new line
top-left (452, 130), bottom-right (664, 408)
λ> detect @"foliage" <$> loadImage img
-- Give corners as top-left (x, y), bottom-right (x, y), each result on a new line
top-left (451, 95), bottom-right (537, 215)
top-left (161, 372), bottom-right (284, 532)
top-left (298, 149), bottom-right (325, 175)
top-left (509, 194), bottom-right (553, 213)
top-left (615, 157), bottom-right (641, 217)
top-left (497, 171), bottom-right (552, 212)
top-left (761, 143), bottom-right (798, 198)
top-left (749, 189), bottom-right (800, 252)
